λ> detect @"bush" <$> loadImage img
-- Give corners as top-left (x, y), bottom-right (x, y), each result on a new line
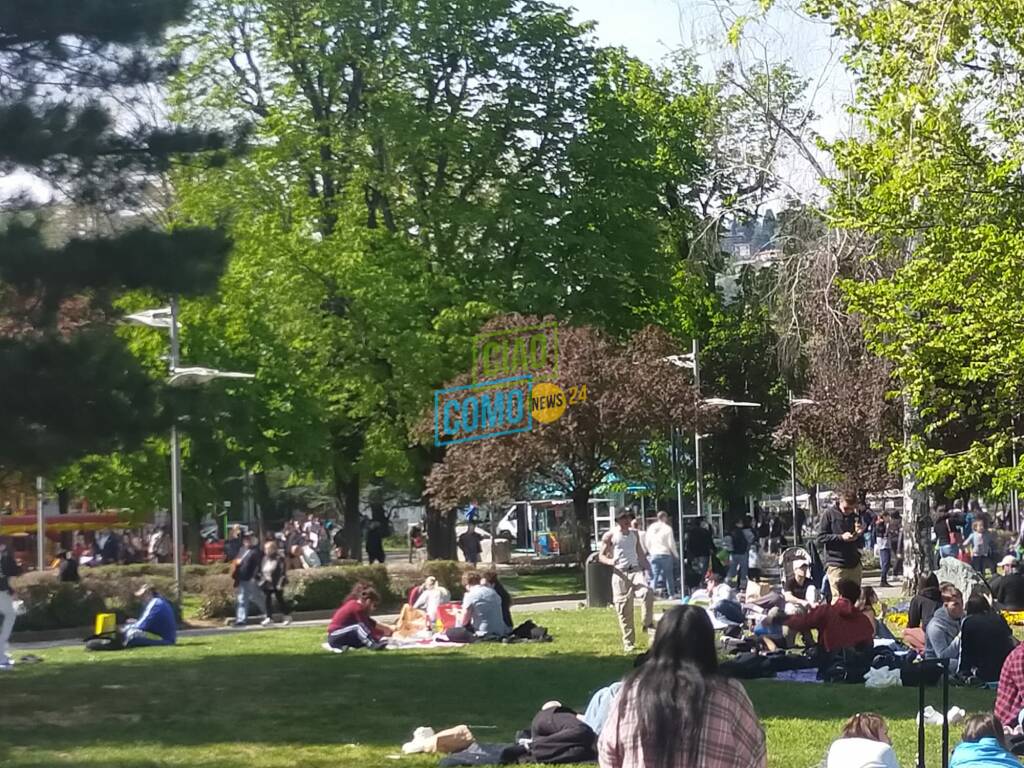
top-left (15, 582), bottom-right (106, 632)
top-left (195, 575), bottom-right (236, 620)
top-left (285, 565), bottom-right (391, 613)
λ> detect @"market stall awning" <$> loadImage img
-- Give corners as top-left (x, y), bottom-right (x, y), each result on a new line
top-left (0, 511), bottom-right (133, 534)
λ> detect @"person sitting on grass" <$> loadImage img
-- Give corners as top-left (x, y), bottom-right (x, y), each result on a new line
top-left (924, 583), bottom-right (964, 674)
top-left (446, 571), bottom-right (511, 643)
top-left (958, 593), bottom-right (1015, 684)
top-left (780, 578), bottom-right (874, 655)
top-left (825, 712), bottom-right (898, 768)
top-left (323, 582), bottom-right (393, 652)
top-left (857, 587), bottom-right (895, 641)
top-left (598, 604), bottom-right (766, 768)
top-left (124, 584), bottom-right (177, 647)
top-left (991, 556), bottom-right (1024, 612)
top-left (480, 569), bottom-right (513, 630)
top-left (949, 714), bottom-right (1020, 768)
top-left (411, 576), bottom-right (450, 625)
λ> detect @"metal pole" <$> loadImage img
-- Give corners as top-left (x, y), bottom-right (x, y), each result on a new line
top-left (169, 297), bottom-right (184, 601)
top-left (693, 338), bottom-right (704, 525)
top-left (1013, 437), bottom-right (1020, 534)
top-left (675, 427), bottom-right (686, 597)
top-left (791, 441), bottom-right (801, 546)
top-left (36, 476), bottom-right (45, 570)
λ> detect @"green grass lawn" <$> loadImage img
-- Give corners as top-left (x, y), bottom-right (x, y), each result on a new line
top-left (503, 569), bottom-right (584, 597)
top-left (1, 607), bottom-right (996, 768)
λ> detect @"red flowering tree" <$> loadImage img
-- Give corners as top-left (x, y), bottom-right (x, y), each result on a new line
top-left (425, 317), bottom-right (702, 563)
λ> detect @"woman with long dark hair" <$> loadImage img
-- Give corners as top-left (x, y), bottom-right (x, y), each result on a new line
top-left (598, 605), bottom-right (765, 768)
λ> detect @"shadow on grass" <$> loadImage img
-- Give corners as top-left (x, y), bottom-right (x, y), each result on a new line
top-left (2, 639), bottom-right (998, 755)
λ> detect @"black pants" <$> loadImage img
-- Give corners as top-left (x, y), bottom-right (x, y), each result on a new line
top-left (262, 586), bottom-right (290, 617)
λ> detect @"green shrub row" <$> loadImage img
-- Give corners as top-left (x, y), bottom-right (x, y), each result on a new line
top-left (13, 561), bottom-right (471, 627)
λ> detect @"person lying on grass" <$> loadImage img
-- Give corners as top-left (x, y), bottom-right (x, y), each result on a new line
top-left (323, 582), bottom-right (393, 652)
top-left (825, 712), bottom-right (898, 768)
top-left (949, 714), bottom-right (1020, 768)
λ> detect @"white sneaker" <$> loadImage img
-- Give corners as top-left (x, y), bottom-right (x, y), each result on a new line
top-left (917, 706), bottom-right (944, 726)
top-left (282, 616), bottom-right (293, 626)
top-left (321, 642), bottom-right (346, 654)
top-left (260, 617), bottom-right (273, 626)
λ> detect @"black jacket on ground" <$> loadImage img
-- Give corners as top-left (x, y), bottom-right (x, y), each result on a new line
top-left (235, 546), bottom-right (263, 584)
top-left (529, 707), bottom-right (597, 764)
top-left (959, 612), bottom-right (1017, 682)
top-left (993, 573), bottom-right (1024, 611)
top-left (816, 506), bottom-right (864, 568)
top-left (493, 581), bottom-right (513, 629)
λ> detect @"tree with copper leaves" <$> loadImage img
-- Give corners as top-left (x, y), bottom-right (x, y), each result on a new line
top-left (425, 318), bottom-right (701, 564)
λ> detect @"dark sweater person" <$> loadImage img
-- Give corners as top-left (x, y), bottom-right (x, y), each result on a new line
top-left (908, 573), bottom-right (942, 629)
top-left (817, 494), bottom-right (865, 596)
top-left (530, 705), bottom-right (597, 764)
top-left (783, 578), bottom-right (874, 653)
top-left (992, 557), bottom-right (1024, 611)
top-left (959, 594), bottom-right (1016, 683)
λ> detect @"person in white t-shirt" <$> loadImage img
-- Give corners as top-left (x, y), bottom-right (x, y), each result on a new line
top-left (825, 712), bottom-right (899, 768)
top-left (600, 511), bottom-right (654, 653)
top-left (644, 511), bottom-right (679, 598)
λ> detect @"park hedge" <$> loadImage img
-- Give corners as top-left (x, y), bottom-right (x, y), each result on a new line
top-left (11, 560), bottom-right (481, 628)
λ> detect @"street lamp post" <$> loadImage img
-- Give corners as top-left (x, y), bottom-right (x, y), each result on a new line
top-left (787, 394), bottom-right (818, 545)
top-left (168, 298), bottom-right (185, 600)
top-left (662, 349), bottom-right (761, 596)
top-left (127, 302), bottom-right (254, 600)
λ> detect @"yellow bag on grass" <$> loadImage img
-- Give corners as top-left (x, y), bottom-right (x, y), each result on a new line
top-left (94, 613), bottom-right (117, 635)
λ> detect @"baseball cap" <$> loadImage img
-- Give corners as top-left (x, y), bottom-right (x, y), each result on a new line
top-left (999, 555), bottom-right (1018, 568)
top-left (792, 559), bottom-right (809, 571)
top-left (615, 509), bottom-right (632, 521)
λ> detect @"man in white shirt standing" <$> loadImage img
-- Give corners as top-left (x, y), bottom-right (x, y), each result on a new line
top-left (644, 511), bottom-right (679, 599)
top-left (600, 510), bottom-right (655, 653)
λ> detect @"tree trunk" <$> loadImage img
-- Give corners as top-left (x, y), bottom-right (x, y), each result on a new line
top-left (902, 397), bottom-right (932, 595)
top-left (572, 487), bottom-right (593, 567)
top-left (332, 462), bottom-right (362, 563)
top-left (425, 500), bottom-right (456, 560)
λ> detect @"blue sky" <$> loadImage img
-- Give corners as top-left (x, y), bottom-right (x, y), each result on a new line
top-left (556, 0), bottom-right (856, 198)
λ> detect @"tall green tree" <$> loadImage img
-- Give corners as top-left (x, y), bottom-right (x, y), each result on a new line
top-left (167, 2), bottom-right (714, 558)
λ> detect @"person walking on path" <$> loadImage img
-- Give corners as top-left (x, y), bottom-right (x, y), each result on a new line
top-left (232, 534), bottom-right (264, 627)
top-left (725, 518), bottom-right (751, 590)
top-left (365, 520), bottom-right (386, 565)
top-left (259, 540), bottom-right (292, 626)
top-left (645, 511), bottom-right (679, 598)
top-left (600, 510), bottom-right (654, 653)
top-left (818, 492), bottom-right (865, 600)
top-left (0, 542), bottom-right (22, 670)
top-left (458, 522), bottom-right (484, 566)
